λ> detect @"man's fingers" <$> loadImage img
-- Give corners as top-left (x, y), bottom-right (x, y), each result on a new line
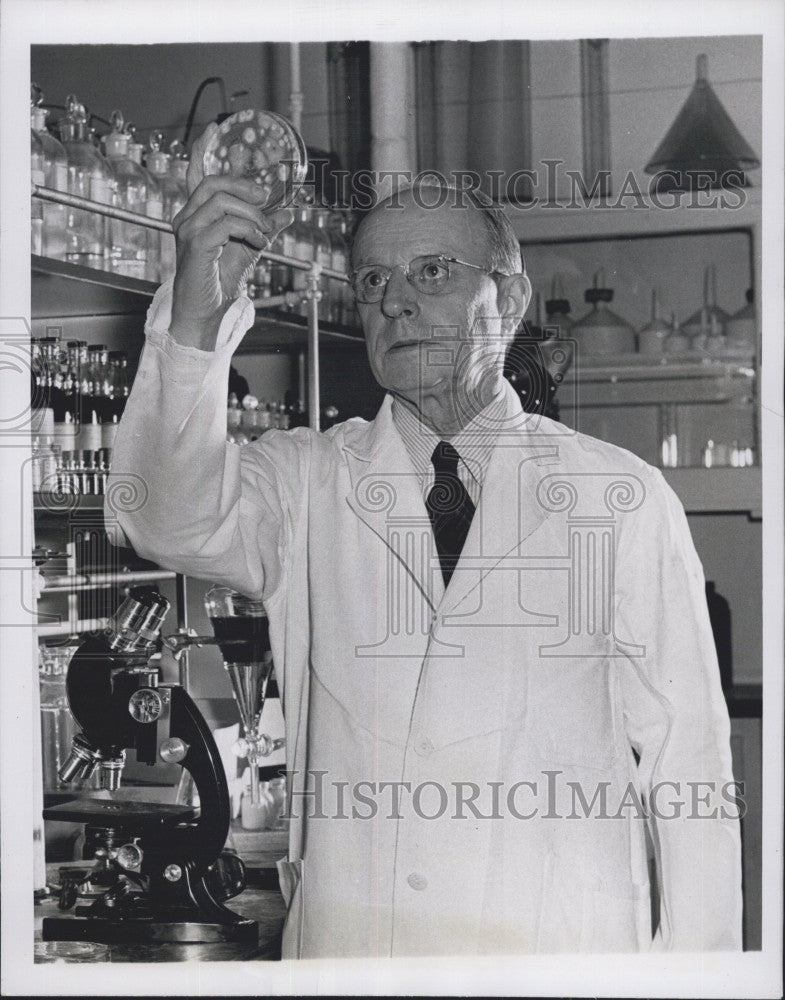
top-left (174, 190), bottom-right (276, 241)
top-left (185, 122), bottom-right (218, 196)
top-left (263, 208), bottom-right (295, 244)
top-left (188, 215), bottom-right (271, 254)
top-left (175, 175), bottom-right (280, 227)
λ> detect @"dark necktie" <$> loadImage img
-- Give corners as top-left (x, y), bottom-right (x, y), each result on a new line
top-left (425, 441), bottom-right (476, 588)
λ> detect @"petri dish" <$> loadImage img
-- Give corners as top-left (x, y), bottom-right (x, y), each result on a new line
top-left (202, 109), bottom-right (308, 210)
top-left (34, 940), bottom-right (111, 963)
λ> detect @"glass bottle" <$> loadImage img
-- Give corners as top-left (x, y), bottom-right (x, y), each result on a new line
top-left (167, 141), bottom-right (190, 282)
top-left (36, 337), bottom-right (66, 423)
top-left (59, 94), bottom-right (114, 268)
top-left (542, 276), bottom-right (575, 380)
top-left (682, 264), bottom-right (729, 341)
top-left (638, 288), bottom-right (671, 357)
top-left (571, 270), bottom-right (636, 358)
top-left (664, 312), bottom-right (690, 355)
top-left (32, 407), bottom-right (58, 493)
top-left (52, 340), bottom-right (80, 462)
top-left (329, 212), bottom-right (358, 327)
top-left (39, 643), bottom-right (79, 790)
top-left (227, 392), bottom-right (242, 443)
top-left (127, 135), bottom-right (162, 283)
top-left (269, 227), bottom-right (292, 298)
top-left (312, 209), bottom-right (333, 320)
top-left (544, 276), bottom-right (574, 338)
top-left (326, 211), bottom-right (347, 324)
top-left (725, 288), bottom-right (756, 350)
top-left (168, 141), bottom-right (189, 210)
top-left (289, 196), bottom-right (315, 316)
top-left (103, 111), bottom-right (149, 277)
top-left (31, 127), bottom-right (45, 255)
top-left (144, 131), bottom-right (183, 282)
top-left (30, 338), bottom-right (44, 411)
top-left (86, 344), bottom-right (110, 424)
top-left (30, 84), bottom-right (68, 258)
top-left (241, 395), bottom-right (260, 442)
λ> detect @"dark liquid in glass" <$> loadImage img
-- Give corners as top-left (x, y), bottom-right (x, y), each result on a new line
top-left (209, 615), bottom-right (271, 664)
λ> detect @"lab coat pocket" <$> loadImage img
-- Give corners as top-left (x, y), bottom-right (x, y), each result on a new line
top-left (276, 857), bottom-right (304, 959)
top-left (581, 885), bottom-right (645, 952)
top-left (536, 854), bottom-right (645, 953)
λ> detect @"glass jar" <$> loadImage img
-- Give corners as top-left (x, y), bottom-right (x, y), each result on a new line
top-left (59, 94), bottom-right (114, 268)
top-left (38, 643), bottom-right (79, 790)
top-left (145, 131), bottom-right (185, 282)
top-left (31, 85), bottom-right (69, 258)
top-left (125, 140), bottom-right (163, 283)
top-left (103, 111), bottom-right (150, 277)
top-left (31, 127), bottom-right (45, 255)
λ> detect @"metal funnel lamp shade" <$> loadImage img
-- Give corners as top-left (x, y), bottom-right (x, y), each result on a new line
top-left (645, 54), bottom-right (760, 192)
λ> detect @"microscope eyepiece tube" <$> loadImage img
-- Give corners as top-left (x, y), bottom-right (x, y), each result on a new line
top-left (108, 588), bottom-right (170, 652)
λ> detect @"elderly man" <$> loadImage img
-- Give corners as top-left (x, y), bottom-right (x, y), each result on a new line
top-left (109, 123), bottom-right (742, 958)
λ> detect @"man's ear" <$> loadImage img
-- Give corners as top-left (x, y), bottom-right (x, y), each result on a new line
top-left (496, 273), bottom-right (532, 341)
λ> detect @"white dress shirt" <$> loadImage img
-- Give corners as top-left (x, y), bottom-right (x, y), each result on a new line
top-left (391, 391), bottom-right (507, 507)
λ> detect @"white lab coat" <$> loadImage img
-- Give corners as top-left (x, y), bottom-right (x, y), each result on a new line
top-left (108, 282), bottom-right (742, 958)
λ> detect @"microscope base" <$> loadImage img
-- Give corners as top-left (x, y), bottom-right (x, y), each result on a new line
top-left (42, 913), bottom-right (259, 945)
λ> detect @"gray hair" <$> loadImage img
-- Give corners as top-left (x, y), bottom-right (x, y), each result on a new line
top-left (350, 178), bottom-right (524, 277)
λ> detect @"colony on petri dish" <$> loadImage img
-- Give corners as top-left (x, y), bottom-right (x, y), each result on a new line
top-left (202, 109), bottom-right (308, 209)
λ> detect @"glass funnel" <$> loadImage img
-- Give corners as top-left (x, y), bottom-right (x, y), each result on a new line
top-left (204, 585), bottom-right (282, 804)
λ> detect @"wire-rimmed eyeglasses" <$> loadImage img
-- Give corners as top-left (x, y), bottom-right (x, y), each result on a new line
top-left (349, 254), bottom-right (499, 304)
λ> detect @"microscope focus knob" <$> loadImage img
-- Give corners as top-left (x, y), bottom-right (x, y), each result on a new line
top-left (159, 737), bottom-right (189, 764)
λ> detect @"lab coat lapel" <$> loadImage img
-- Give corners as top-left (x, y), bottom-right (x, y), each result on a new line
top-left (438, 384), bottom-right (561, 617)
top-left (343, 396), bottom-right (444, 611)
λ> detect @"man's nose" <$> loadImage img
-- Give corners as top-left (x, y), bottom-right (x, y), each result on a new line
top-left (380, 267), bottom-right (419, 319)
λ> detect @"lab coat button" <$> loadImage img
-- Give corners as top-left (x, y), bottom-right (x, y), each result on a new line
top-left (414, 736), bottom-right (434, 757)
top-left (407, 872), bottom-right (428, 891)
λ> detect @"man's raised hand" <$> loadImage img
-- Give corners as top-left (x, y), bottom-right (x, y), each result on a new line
top-left (169, 122), bottom-right (294, 350)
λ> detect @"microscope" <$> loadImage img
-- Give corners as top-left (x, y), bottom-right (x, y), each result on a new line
top-left (42, 586), bottom-right (282, 945)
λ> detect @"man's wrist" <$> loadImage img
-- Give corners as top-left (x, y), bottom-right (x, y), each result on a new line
top-left (145, 279), bottom-right (255, 357)
top-left (169, 306), bottom-right (227, 352)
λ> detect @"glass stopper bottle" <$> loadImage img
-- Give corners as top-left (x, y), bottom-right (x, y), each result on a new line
top-left (144, 131), bottom-right (184, 282)
top-left (127, 131), bottom-right (162, 283)
top-left (30, 84), bottom-right (68, 258)
top-left (59, 94), bottom-right (114, 268)
top-left (103, 111), bottom-right (150, 277)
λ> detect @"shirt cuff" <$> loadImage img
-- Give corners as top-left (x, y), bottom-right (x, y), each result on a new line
top-left (144, 277), bottom-right (256, 359)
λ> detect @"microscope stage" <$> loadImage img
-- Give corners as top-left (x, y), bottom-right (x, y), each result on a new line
top-left (43, 799), bottom-right (197, 827)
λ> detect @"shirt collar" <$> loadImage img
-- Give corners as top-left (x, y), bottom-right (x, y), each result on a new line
top-left (391, 384), bottom-right (507, 488)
